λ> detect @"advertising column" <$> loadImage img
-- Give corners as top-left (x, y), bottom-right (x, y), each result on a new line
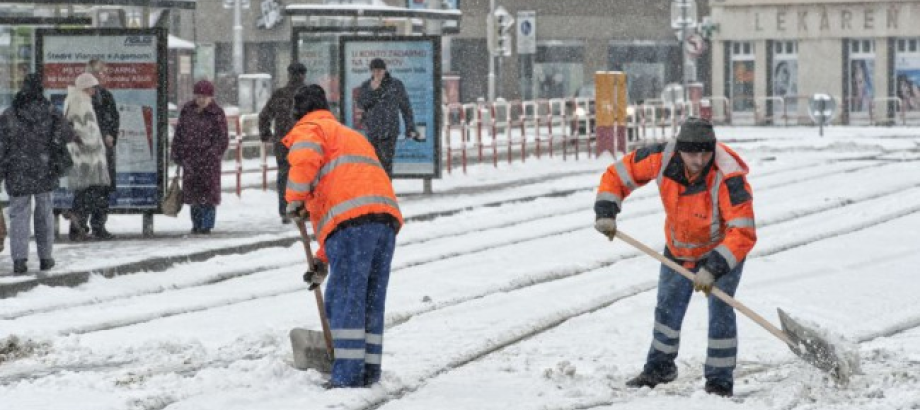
top-left (39, 28), bottom-right (166, 212)
top-left (340, 36), bottom-right (441, 178)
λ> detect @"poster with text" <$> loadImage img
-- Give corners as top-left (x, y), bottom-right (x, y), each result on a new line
top-left (297, 36), bottom-right (340, 110)
top-left (895, 53), bottom-right (920, 112)
top-left (731, 60), bottom-right (755, 112)
top-left (772, 58), bottom-right (798, 115)
top-left (39, 29), bottom-right (166, 212)
top-left (341, 37), bottom-right (441, 178)
top-left (849, 58), bottom-right (874, 113)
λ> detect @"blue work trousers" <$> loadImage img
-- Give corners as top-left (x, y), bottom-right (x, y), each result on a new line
top-left (643, 255), bottom-right (745, 385)
top-left (323, 222), bottom-right (396, 387)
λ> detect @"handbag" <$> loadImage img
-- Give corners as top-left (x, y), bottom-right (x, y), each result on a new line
top-left (161, 166), bottom-right (183, 217)
top-left (50, 119), bottom-right (74, 178)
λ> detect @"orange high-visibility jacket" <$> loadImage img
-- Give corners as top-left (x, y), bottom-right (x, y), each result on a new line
top-left (595, 140), bottom-right (756, 277)
top-left (283, 110), bottom-right (403, 262)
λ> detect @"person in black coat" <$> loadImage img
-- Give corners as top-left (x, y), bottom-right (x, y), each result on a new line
top-left (0, 74), bottom-right (75, 274)
top-left (85, 59), bottom-right (119, 239)
top-left (356, 58), bottom-right (419, 177)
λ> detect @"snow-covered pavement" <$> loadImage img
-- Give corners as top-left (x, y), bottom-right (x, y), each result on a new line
top-left (1, 126), bottom-right (920, 410)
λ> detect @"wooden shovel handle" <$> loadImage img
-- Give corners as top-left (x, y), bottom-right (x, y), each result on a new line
top-left (615, 230), bottom-right (793, 346)
top-left (296, 220), bottom-right (335, 358)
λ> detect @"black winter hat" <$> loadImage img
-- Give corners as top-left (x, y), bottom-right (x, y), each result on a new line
top-left (293, 85), bottom-right (330, 120)
top-left (676, 117), bottom-right (716, 152)
top-left (288, 62), bottom-right (307, 75)
top-left (370, 58), bottom-right (387, 70)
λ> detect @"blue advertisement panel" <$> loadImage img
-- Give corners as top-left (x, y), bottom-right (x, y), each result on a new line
top-left (340, 37), bottom-right (441, 178)
top-left (38, 28), bottom-right (167, 212)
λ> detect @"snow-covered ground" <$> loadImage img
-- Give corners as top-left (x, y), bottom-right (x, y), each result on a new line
top-left (1, 126), bottom-right (920, 410)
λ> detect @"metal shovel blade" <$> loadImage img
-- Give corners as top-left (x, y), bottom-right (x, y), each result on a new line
top-left (290, 327), bottom-right (333, 373)
top-left (778, 308), bottom-right (853, 384)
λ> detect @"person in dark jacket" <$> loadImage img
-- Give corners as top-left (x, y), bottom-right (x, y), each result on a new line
top-left (258, 62), bottom-right (306, 224)
top-left (170, 80), bottom-right (229, 234)
top-left (0, 73), bottom-right (75, 274)
top-left (85, 59), bottom-right (119, 239)
top-left (356, 58), bottom-right (419, 177)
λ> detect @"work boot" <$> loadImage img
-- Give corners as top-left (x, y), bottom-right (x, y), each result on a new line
top-left (625, 368), bottom-right (678, 388)
top-left (92, 228), bottom-right (115, 240)
top-left (13, 259), bottom-right (28, 275)
top-left (704, 380), bottom-right (733, 397)
top-left (40, 258), bottom-right (56, 271)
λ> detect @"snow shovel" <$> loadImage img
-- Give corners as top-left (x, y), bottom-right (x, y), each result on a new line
top-left (289, 219), bottom-right (334, 373)
top-left (614, 230), bottom-right (853, 384)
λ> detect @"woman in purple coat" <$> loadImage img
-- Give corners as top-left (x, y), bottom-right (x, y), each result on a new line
top-left (170, 81), bottom-right (229, 234)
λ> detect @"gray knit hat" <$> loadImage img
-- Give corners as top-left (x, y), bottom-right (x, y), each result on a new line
top-left (676, 117), bottom-right (716, 152)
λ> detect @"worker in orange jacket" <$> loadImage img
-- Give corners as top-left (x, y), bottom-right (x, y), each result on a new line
top-left (283, 85), bottom-right (403, 388)
top-left (594, 117), bottom-right (756, 398)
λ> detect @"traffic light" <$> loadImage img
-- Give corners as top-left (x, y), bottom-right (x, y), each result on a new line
top-left (493, 6), bottom-right (514, 57)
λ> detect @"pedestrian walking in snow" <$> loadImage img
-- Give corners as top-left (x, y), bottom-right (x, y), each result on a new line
top-left (258, 62), bottom-right (307, 224)
top-left (64, 72), bottom-right (111, 242)
top-left (170, 80), bottom-right (229, 235)
top-left (594, 117), bottom-right (757, 398)
top-left (0, 73), bottom-right (76, 274)
top-left (356, 58), bottom-right (419, 177)
top-left (284, 85), bottom-right (403, 388)
top-left (84, 59), bottom-right (120, 240)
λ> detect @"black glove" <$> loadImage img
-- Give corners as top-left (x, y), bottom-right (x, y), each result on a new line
top-left (303, 260), bottom-right (328, 290)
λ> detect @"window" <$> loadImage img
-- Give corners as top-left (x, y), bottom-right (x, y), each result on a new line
top-left (730, 41), bottom-right (755, 112)
top-left (772, 41), bottom-right (798, 114)
top-left (848, 39), bottom-right (875, 113)
top-left (895, 38), bottom-right (920, 112)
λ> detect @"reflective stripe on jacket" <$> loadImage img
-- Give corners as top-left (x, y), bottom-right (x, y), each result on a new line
top-left (595, 141), bottom-right (756, 277)
top-left (283, 110), bottom-right (403, 262)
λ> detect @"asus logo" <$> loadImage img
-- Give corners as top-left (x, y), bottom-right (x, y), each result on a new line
top-left (124, 36), bottom-right (153, 46)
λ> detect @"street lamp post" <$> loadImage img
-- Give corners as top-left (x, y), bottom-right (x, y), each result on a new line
top-left (488, 0), bottom-right (496, 102)
top-left (233, 0), bottom-right (244, 74)
top-left (671, 0), bottom-right (697, 101)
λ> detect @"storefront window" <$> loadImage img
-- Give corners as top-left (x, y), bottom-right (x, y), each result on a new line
top-left (895, 38), bottom-right (920, 112)
top-left (533, 41), bottom-right (584, 100)
top-left (772, 40), bottom-right (798, 115)
top-left (730, 41), bottom-right (755, 112)
top-left (848, 39), bottom-right (875, 113)
top-left (608, 41), bottom-right (677, 103)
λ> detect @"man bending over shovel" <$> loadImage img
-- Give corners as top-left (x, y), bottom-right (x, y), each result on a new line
top-left (594, 117), bottom-right (757, 397)
top-left (284, 85), bottom-right (403, 388)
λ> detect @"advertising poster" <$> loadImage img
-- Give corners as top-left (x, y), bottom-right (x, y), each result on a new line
top-left (340, 37), bottom-right (440, 178)
top-left (297, 36), bottom-right (339, 110)
top-left (895, 53), bottom-right (920, 112)
top-left (772, 58), bottom-right (798, 115)
top-left (38, 29), bottom-right (166, 212)
top-left (731, 60), bottom-right (755, 112)
top-left (849, 58), bottom-right (874, 113)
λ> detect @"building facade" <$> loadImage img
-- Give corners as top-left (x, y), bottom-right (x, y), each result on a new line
top-left (710, 0), bottom-right (920, 124)
top-left (172, 0), bottom-right (707, 106)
